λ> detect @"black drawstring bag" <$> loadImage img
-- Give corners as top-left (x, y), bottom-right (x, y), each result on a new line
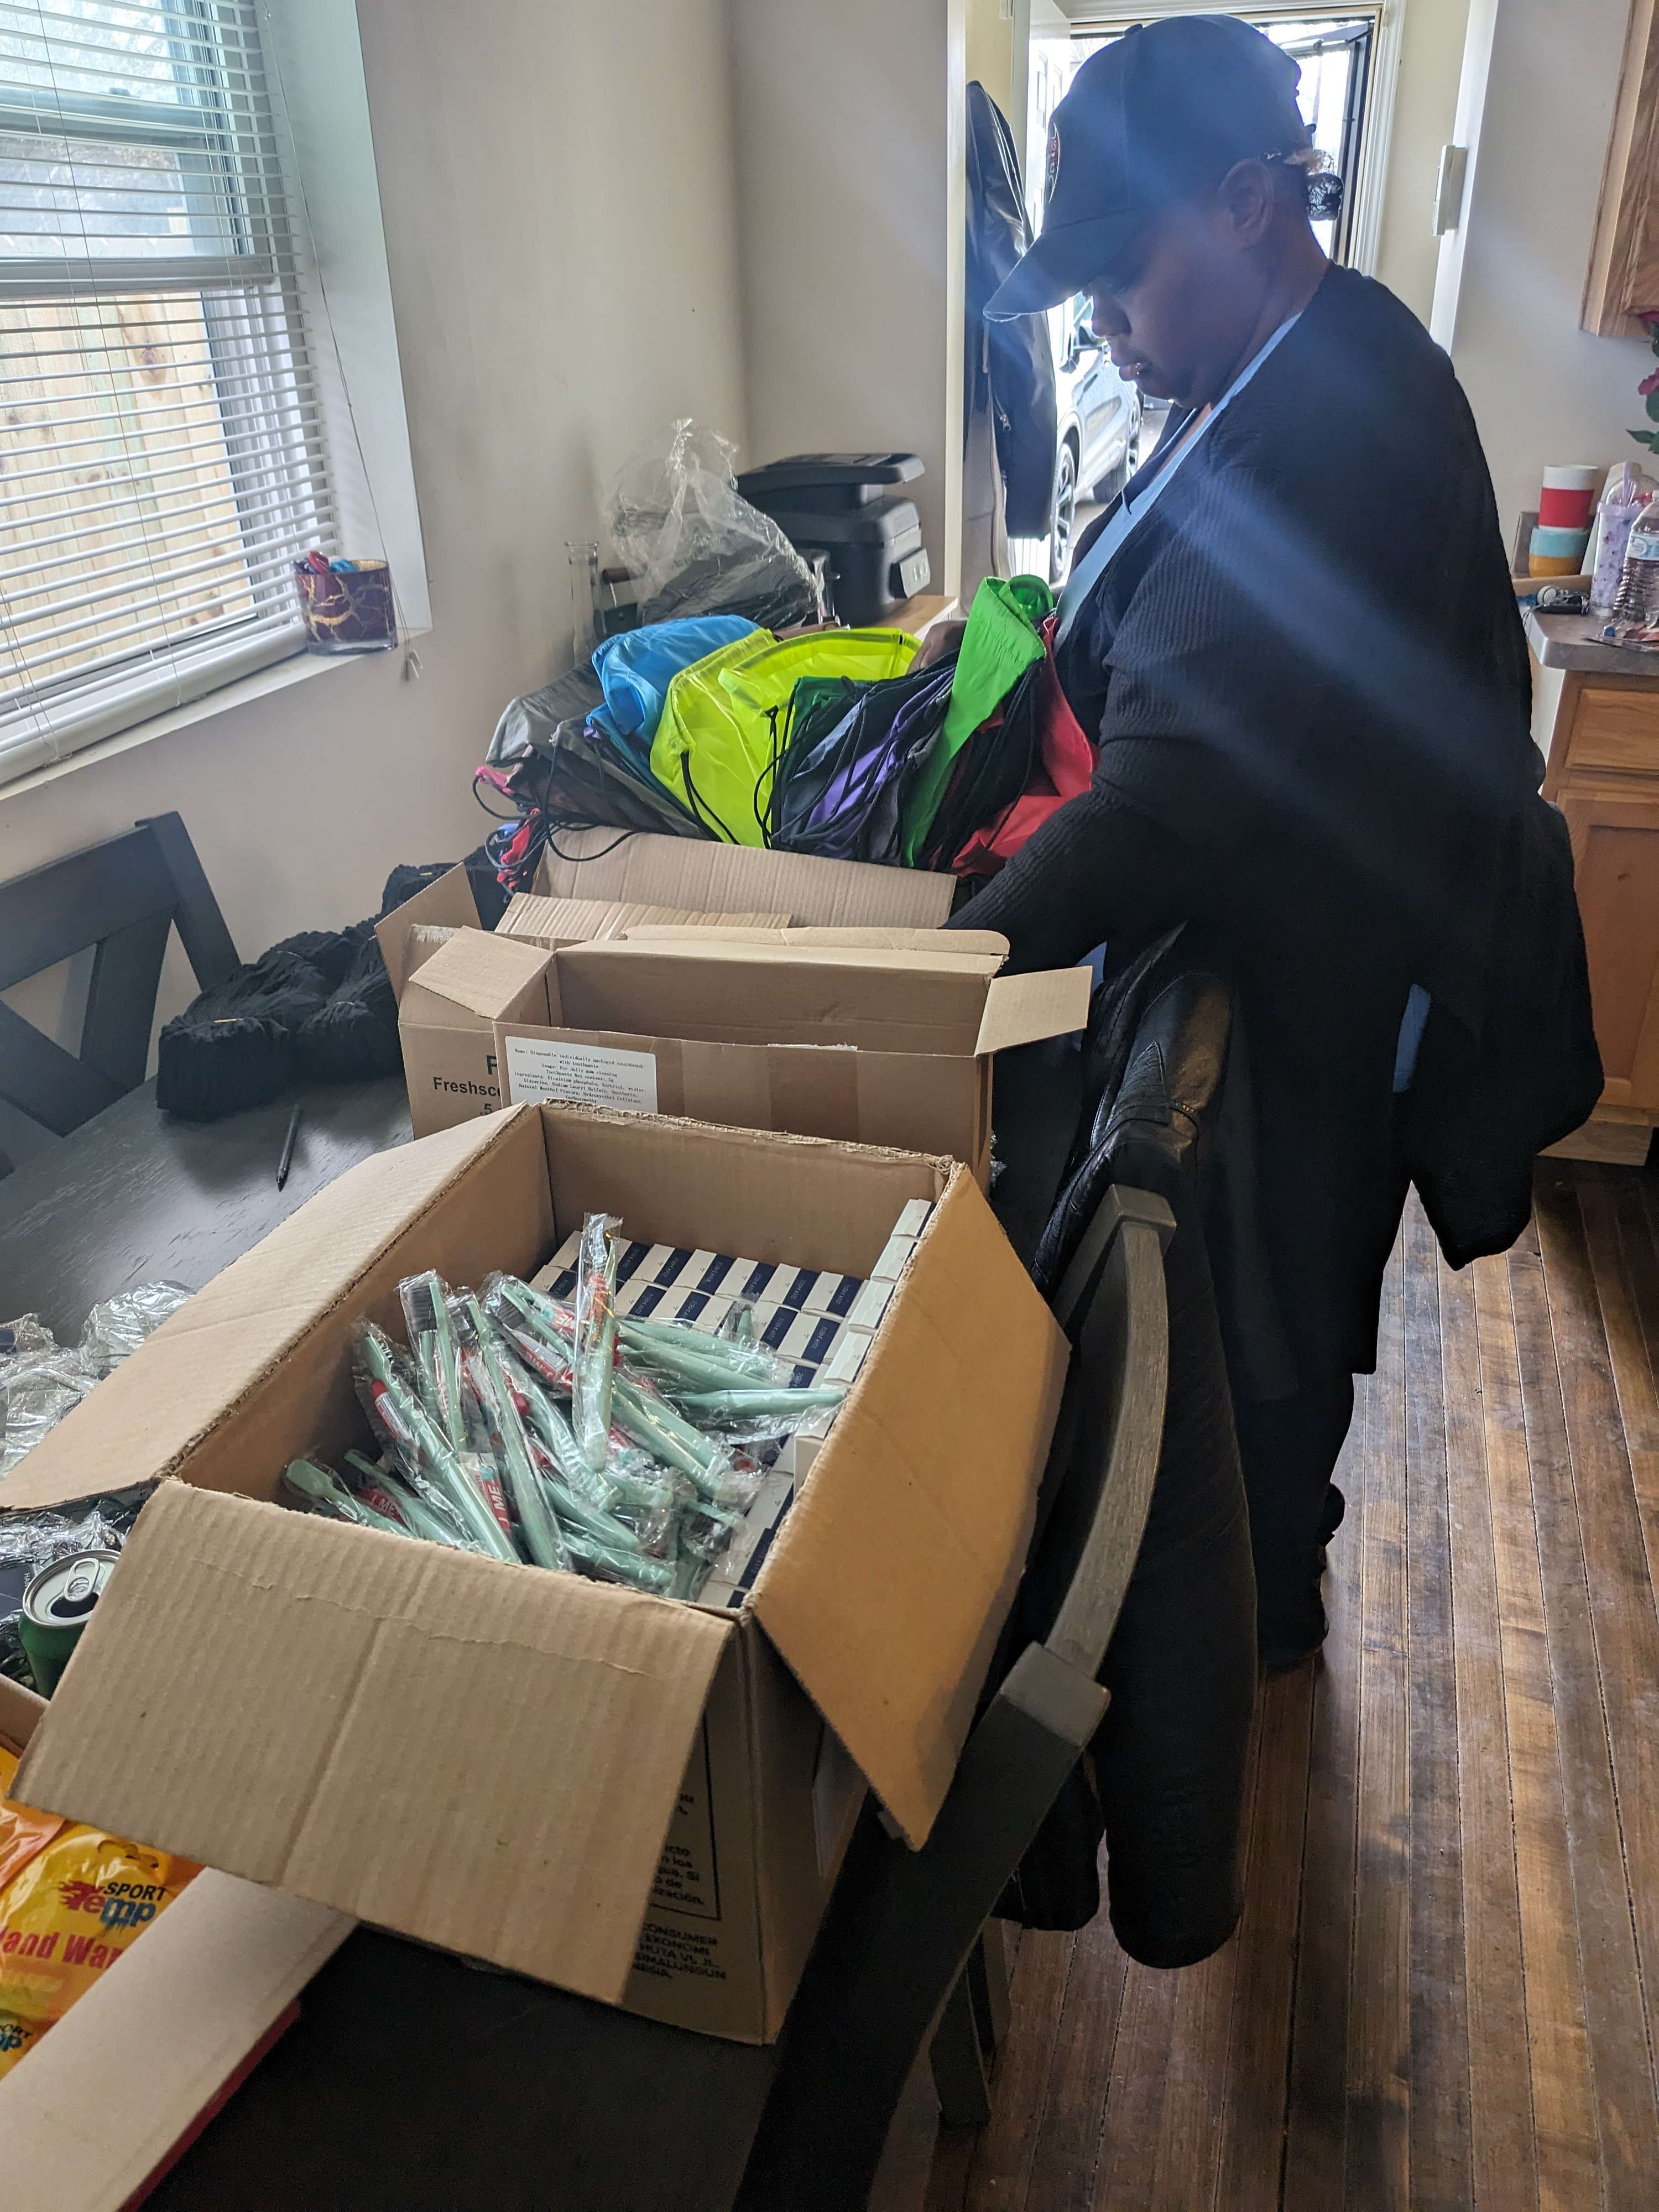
top-left (766, 655), bottom-right (957, 864)
top-left (916, 655), bottom-right (1045, 870)
top-left (156, 864), bottom-right (448, 1121)
top-left (294, 927), bottom-right (402, 1082)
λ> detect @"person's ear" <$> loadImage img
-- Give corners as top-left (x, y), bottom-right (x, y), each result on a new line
top-left (1217, 158), bottom-right (1277, 251)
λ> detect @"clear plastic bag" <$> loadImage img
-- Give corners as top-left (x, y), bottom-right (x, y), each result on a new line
top-left (344, 1448), bottom-right (476, 1553)
top-left (398, 1271), bottom-right (471, 1455)
top-left (451, 1291), bottom-right (571, 1572)
top-left (0, 1345), bottom-right (102, 1478)
top-left (481, 1273), bottom-right (575, 1395)
top-left (1, 1284), bottom-right (191, 1479)
top-left (572, 1214), bottom-right (622, 1473)
top-left (78, 1281), bottom-right (191, 1371)
top-left (612, 1310), bottom-right (844, 1443)
top-left (352, 1321), bottom-right (518, 1564)
top-left (606, 420), bottom-right (818, 632)
top-left (0, 1317), bottom-right (55, 1360)
top-left (283, 1456), bottom-right (411, 1538)
top-left (615, 1311), bottom-right (789, 1392)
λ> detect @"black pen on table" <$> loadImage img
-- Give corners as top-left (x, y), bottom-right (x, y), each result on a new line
top-left (275, 1104), bottom-right (302, 1190)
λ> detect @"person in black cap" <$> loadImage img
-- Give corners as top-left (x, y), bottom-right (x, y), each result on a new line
top-left (945, 17), bottom-right (1597, 1665)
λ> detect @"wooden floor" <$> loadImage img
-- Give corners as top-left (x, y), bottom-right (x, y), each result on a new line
top-left (880, 1164), bottom-right (1659, 2212)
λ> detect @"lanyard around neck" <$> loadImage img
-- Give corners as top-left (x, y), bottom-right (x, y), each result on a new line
top-left (1054, 309), bottom-right (1303, 645)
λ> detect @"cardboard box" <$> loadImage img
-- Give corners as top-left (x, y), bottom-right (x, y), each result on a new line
top-left (493, 934), bottom-right (1091, 1180)
top-left (374, 825), bottom-right (954, 1141)
top-left (387, 896), bottom-right (787, 1140)
top-left (10, 1107), bottom-right (1067, 2044)
top-left (535, 827), bottom-right (957, 927)
top-left (497, 893), bottom-right (790, 950)
top-left (0, 1672), bottom-right (46, 1758)
top-left (2, 1658), bottom-right (353, 2211)
top-left (373, 830), bottom-right (956, 1004)
top-left (388, 906), bottom-right (782, 1142)
top-left (394, 927), bottom-right (556, 1138)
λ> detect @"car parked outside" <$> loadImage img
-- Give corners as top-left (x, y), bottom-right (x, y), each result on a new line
top-left (1045, 290), bottom-right (1142, 583)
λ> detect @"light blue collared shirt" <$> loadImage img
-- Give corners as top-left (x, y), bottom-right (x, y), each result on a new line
top-left (1055, 310), bottom-right (1305, 645)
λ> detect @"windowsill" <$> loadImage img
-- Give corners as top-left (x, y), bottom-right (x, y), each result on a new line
top-left (0, 638), bottom-right (425, 806)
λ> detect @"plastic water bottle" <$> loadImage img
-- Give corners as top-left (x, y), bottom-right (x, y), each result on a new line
top-left (1593, 466), bottom-right (1648, 612)
top-left (1611, 509), bottom-right (1659, 627)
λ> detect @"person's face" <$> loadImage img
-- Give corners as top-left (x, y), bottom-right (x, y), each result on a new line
top-left (1087, 165), bottom-right (1277, 409)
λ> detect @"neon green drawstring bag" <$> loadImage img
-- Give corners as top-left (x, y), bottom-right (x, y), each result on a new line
top-left (652, 627), bottom-right (919, 844)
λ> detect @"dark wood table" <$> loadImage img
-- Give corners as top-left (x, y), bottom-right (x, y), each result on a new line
top-left (0, 1076), bottom-right (412, 1340)
top-left (0, 1046), bottom-right (1082, 2210)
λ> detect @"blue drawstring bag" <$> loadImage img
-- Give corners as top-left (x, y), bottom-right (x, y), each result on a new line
top-left (590, 616), bottom-right (758, 781)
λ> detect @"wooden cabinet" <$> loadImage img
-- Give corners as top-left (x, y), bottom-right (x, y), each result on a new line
top-left (1538, 649), bottom-right (1659, 1160)
top-left (1560, 792), bottom-right (1659, 1108)
top-left (1584, 0), bottom-right (1659, 335)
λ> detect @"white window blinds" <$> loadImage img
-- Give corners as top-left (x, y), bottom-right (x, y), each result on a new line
top-left (0, 0), bottom-right (336, 784)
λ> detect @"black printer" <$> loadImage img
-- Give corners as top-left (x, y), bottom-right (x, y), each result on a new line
top-left (735, 452), bottom-right (931, 626)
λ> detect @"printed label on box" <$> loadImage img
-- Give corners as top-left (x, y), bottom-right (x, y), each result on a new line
top-left (504, 1035), bottom-right (659, 1113)
top-left (648, 1727), bottom-right (721, 1922)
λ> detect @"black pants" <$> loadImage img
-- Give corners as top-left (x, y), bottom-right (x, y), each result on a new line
top-left (1234, 1373), bottom-right (1356, 1661)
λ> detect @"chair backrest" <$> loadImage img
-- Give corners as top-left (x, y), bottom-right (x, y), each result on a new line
top-left (735, 1177), bottom-right (1173, 2211)
top-left (0, 814), bottom-right (238, 1156)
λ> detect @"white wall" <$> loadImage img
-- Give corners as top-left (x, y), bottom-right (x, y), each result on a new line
top-left (727, 0), bottom-right (966, 596)
top-left (0, 0), bottom-right (747, 1113)
top-left (1439, 0), bottom-right (1653, 536)
top-left (966, 0), bottom-right (1030, 137)
top-left (1374, 0), bottom-right (1472, 323)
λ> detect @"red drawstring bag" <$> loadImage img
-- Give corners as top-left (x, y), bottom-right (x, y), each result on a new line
top-left (952, 614), bottom-right (1095, 877)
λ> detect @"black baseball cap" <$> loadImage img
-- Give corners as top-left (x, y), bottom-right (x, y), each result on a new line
top-left (986, 15), bottom-right (1310, 320)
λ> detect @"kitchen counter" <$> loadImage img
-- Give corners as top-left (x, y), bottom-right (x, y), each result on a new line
top-left (1525, 607), bottom-right (1659, 672)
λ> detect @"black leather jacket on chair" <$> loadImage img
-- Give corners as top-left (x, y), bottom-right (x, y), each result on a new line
top-left (998, 928), bottom-right (1259, 1968)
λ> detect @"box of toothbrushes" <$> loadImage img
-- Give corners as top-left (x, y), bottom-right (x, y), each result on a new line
top-left (8, 1107), bottom-right (1065, 2044)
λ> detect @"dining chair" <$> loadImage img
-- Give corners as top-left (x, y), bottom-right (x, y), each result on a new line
top-left (734, 1179), bottom-right (1175, 2210)
top-left (0, 813), bottom-right (239, 1168)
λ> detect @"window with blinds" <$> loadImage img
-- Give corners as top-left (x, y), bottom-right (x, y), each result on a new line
top-left (0, 0), bottom-right (336, 784)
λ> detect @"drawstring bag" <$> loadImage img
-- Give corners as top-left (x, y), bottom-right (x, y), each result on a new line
top-left (917, 656), bottom-right (1046, 870)
top-left (952, 613), bottom-right (1096, 875)
top-left (589, 615), bottom-right (758, 782)
top-left (899, 575), bottom-right (1052, 863)
top-left (652, 627), bottom-right (918, 844)
top-left (767, 655), bottom-right (957, 863)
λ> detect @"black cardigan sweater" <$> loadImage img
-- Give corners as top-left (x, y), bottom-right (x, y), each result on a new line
top-left (954, 265), bottom-right (1596, 1380)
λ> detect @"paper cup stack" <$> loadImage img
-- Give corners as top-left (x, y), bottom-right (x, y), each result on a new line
top-left (1529, 465), bottom-right (1600, 576)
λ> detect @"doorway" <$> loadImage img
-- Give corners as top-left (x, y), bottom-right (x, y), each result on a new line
top-left (1011, 5), bottom-right (1387, 583)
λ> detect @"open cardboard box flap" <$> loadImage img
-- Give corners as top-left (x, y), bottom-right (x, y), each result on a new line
top-left (18, 1482), bottom-right (733, 2006)
top-left (374, 835), bottom-right (952, 1005)
top-left (11, 1105), bottom-right (1065, 1999)
top-left (624, 925), bottom-right (1010, 956)
top-left (0, 1113), bottom-right (527, 1518)
top-left (0, 1870), bottom-right (352, 2212)
top-left (501, 894), bottom-right (791, 947)
top-left (538, 828), bottom-right (956, 927)
top-left (975, 966), bottom-right (1093, 1056)
top-left (4, 1615), bottom-right (358, 2212)
top-left (553, 937), bottom-right (1088, 1060)
top-left (750, 1170), bottom-right (1066, 1843)
top-left (0, 1671), bottom-right (45, 1755)
top-left (397, 928), bottom-right (552, 1024)
top-left (374, 868), bottom-right (483, 997)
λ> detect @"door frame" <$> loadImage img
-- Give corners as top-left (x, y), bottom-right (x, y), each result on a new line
top-left (1056, 1), bottom-right (1407, 280)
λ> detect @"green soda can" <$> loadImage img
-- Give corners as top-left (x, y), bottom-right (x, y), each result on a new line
top-left (18, 1549), bottom-right (121, 1695)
